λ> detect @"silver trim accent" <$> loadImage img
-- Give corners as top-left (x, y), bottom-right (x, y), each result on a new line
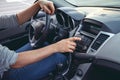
top-left (87, 31), bottom-right (115, 54)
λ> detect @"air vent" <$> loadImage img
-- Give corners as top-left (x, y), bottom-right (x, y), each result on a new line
top-left (91, 33), bottom-right (109, 50)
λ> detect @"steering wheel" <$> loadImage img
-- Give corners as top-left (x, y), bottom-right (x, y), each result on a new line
top-left (29, 13), bottom-right (51, 48)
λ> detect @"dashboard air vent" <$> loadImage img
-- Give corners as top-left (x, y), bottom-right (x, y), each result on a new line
top-left (91, 33), bottom-right (109, 50)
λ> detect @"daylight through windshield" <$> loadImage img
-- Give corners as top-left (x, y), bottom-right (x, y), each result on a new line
top-left (65, 0), bottom-right (120, 7)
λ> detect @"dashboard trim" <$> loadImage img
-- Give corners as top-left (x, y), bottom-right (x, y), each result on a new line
top-left (87, 31), bottom-right (114, 54)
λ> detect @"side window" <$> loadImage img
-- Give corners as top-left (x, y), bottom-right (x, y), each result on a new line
top-left (0, 0), bottom-right (35, 15)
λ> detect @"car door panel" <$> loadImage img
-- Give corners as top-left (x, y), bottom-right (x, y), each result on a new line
top-left (0, 24), bottom-right (28, 50)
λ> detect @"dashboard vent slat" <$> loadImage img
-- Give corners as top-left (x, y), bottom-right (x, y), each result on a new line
top-left (91, 33), bottom-right (109, 50)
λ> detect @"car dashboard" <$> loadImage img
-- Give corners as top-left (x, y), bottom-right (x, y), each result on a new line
top-left (49, 7), bottom-right (120, 80)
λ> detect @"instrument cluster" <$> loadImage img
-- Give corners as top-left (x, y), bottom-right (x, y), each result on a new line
top-left (56, 12), bottom-right (76, 31)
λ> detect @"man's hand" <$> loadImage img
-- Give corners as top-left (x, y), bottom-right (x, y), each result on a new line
top-left (53, 37), bottom-right (81, 53)
top-left (38, 0), bottom-right (55, 14)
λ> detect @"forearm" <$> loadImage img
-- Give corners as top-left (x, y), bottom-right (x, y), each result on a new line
top-left (11, 44), bottom-right (57, 68)
top-left (16, 2), bottom-right (40, 25)
top-left (11, 37), bottom-right (80, 68)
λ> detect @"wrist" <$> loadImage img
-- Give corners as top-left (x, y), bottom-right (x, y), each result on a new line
top-left (35, 1), bottom-right (41, 10)
top-left (50, 43), bottom-right (59, 53)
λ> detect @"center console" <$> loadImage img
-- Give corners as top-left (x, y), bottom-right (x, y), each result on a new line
top-left (71, 20), bottom-right (115, 80)
top-left (74, 19), bottom-right (114, 54)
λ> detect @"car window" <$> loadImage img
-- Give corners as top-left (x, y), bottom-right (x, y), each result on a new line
top-left (0, 0), bottom-right (35, 15)
top-left (65, 0), bottom-right (120, 7)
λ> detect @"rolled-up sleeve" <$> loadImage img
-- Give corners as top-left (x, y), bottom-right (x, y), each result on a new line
top-left (0, 14), bottom-right (19, 28)
top-left (0, 45), bottom-right (18, 77)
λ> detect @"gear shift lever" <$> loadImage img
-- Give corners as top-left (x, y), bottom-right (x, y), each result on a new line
top-left (74, 52), bottom-right (96, 63)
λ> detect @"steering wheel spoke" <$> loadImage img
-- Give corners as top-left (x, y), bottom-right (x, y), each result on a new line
top-left (29, 13), bottom-right (51, 48)
top-left (30, 36), bottom-right (38, 47)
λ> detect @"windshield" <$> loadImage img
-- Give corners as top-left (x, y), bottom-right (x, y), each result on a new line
top-left (65, 0), bottom-right (120, 7)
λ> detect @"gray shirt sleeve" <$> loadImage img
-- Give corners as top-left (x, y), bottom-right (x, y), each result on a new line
top-left (0, 44), bottom-right (18, 77)
top-left (0, 14), bottom-right (20, 77)
top-left (0, 14), bottom-right (19, 28)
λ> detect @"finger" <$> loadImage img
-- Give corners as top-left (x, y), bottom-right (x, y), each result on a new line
top-left (69, 45), bottom-right (76, 51)
top-left (68, 49), bottom-right (74, 53)
top-left (43, 5), bottom-right (51, 14)
top-left (69, 37), bottom-right (81, 41)
top-left (70, 42), bottom-right (76, 47)
top-left (48, 4), bottom-right (55, 14)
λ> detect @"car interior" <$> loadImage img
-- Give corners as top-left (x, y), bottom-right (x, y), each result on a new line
top-left (0, 0), bottom-right (120, 80)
